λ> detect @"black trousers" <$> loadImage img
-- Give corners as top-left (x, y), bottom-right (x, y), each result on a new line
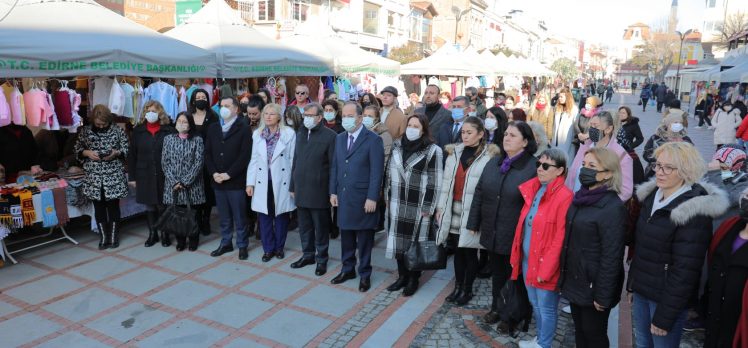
top-left (570, 303), bottom-right (612, 348)
top-left (93, 199), bottom-right (120, 223)
top-left (698, 111), bottom-right (712, 127)
top-left (488, 252), bottom-right (512, 297)
top-left (297, 207), bottom-right (330, 264)
top-left (656, 100), bottom-right (664, 112)
top-left (454, 246), bottom-right (479, 291)
top-left (641, 98), bottom-right (649, 111)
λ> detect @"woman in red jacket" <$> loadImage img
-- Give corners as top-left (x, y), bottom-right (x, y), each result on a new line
top-left (510, 147), bottom-right (573, 348)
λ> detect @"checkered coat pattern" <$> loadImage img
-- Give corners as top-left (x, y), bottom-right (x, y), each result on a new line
top-left (384, 141), bottom-right (443, 258)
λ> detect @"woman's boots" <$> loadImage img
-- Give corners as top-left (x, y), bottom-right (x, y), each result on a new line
top-left (387, 258), bottom-right (420, 296)
top-left (483, 297), bottom-right (501, 323)
top-left (144, 210), bottom-right (160, 247)
top-left (176, 233), bottom-right (200, 252)
top-left (98, 223), bottom-right (109, 250)
top-left (110, 222), bottom-right (120, 249)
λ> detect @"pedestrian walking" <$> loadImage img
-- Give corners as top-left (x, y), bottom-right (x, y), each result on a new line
top-left (129, 101), bottom-right (176, 248)
top-left (161, 112), bottom-right (205, 251)
top-left (247, 103), bottom-right (296, 262)
top-left (510, 148), bottom-right (574, 348)
top-left (330, 102), bottom-right (385, 293)
top-left (628, 142), bottom-right (729, 348)
top-left (656, 84), bottom-right (667, 113)
top-left (605, 85), bottom-right (614, 103)
top-left (289, 102), bottom-right (336, 276)
top-left (206, 97), bottom-right (252, 260)
top-left (575, 96), bottom-right (602, 147)
top-left (640, 85), bottom-right (652, 112)
top-left (694, 94), bottom-right (715, 129)
top-left (713, 101), bottom-right (742, 149)
top-left (384, 114), bottom-right (443, 297)
top-left (560, 147), bottom-right (627, 348)
top-left (75, 105), bottom-right (129, 250)
top-left (552, 88), bottom-right (580, 164)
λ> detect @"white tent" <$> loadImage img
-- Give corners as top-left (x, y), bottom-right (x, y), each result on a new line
top-left (279, 21), bottom-right (400, 76)
top-left (0, 0), bottom-right (217, 77)
top-left (694, 65), bottom-right (723, 82)
top-left (719, 61), bottom-right (748, 83)
top-left (401, 44), bottom-right (484, 76)
top-left (165, 0), bottom-right (332, 77)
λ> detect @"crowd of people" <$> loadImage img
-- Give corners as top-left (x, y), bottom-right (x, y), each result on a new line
top-left (5, 79), bottom-right (748, 348)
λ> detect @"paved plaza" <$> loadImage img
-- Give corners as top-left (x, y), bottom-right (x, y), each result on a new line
top-left (0, 92), bottom-right (714, 347)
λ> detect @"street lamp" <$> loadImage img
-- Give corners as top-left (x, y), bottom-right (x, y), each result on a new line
top-left (451, 6), bottom-right (470, 45)
top-left (674, 29), bottom-right (693, 97)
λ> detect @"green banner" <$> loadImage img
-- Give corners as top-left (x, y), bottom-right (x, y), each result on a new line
top-left (176, 0), bottom-right (203, 26)
top-left (0, 58), bottom-right (208, 74)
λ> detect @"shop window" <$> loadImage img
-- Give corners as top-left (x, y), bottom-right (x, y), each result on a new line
top-left (258, 0), bottom-right (275, 21)
top-left (292, 0), bottom-right (310, 22)
top-left (363, 2), bottom-right (380, 35)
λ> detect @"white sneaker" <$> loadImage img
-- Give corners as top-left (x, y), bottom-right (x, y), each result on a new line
top-left (694, 126), bottom-right (702, 129)
top-left (518, 337), bottom-right (541, 348)
top-left (562, 305), bottom-right (571, 314)
top-left (708, 126), bottom-right (715, 130)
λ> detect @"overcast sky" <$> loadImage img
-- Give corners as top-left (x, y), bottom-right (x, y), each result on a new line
top-left (512, 0), bottom-right (704, 44)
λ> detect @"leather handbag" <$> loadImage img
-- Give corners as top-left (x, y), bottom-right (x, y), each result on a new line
top-left (404, 216), bottom-right (447, 271)
top-left (156, 190), bottom-right (198, 237)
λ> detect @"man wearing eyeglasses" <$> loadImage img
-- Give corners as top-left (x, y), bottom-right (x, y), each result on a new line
top-left (290, 84), bottom-right (311, 112)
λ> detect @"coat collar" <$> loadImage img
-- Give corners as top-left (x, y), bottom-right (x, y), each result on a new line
top-left (636, 177), bottom-right (730, 226)
top-left (255, 127), bottom-right (294, 162)
top-left (519, 176), bottom-right (567, 203)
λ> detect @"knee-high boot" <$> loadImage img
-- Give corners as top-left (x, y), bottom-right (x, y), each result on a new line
top-left (144, 210), bottom-right (160, 247)
top-left (109, 221), bottom-right (120, 249)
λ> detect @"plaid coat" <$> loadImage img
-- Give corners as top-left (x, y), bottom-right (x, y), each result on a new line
top-left (384, 141), bottom-right (443, 258)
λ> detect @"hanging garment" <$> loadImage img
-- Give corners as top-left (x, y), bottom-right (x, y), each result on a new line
top-left (3, 84), bottom-right (26, 125)
top-left (108, 80), bottom-right (125, 115)
top-left (178, 86), bottom-right (187, 113)
top-left (121, 82), bottom-right (135, 118)
top-left (53, 90), bottom-right (73, 126)
top-left (0, 88), bottom-right (10, 127)
top-left (45, 92), bottom-right (60, 130)
top-left (185, 84), bottom-right (199, 104)
top-left (23, 89), bottom-right (53, 127)
top-left (143, 81), bottom-right (178, 120)
top-left (91, 77), bottom-right (114, 108)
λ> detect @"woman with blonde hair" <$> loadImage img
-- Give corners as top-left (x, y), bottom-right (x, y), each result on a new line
top-left (528, 92), bottom-right (554, 140)
top-left (552, 88), bottom-right (580, 165)
top-left (129, 100), bottom-right (176, 247)
top-left (247, 103), bottom-right (297, 262)
top-left (643, 114), bottom-right (694, 178)
top-left (628, 142), bottom-right (729, 347)
top-left (560, 147), bottom-right (627, 348)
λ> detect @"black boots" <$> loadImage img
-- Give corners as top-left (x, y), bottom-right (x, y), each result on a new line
top-left (199, 206), bottom-right (212, 236)
top-left (483, 296), bottom-right (501, 324)
top-left (144, 210), bottom-right (160, 247)
top-left (386, 276), bottom-right (408, 292)
top-left (388, 258), bottom-right (420, 296)
top-left (445, 282), bottom-right (463, 302)
top-left (402, 276), bottom-right (420, 297)
top-left (160, 230), bottom-right (171, 247)
top-left (454, 285), bottom-right (474, 306)
top-left (98, 223), bottom-right (110, 250)
top-left (188, 233), bottom-right (199, 251)
top-left (110, 222), bottom-right (120, 249)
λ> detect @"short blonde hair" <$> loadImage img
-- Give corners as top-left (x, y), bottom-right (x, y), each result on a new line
top-left (141, 100), bottom-right (171, 125)
top-left (653, 142), bottom-right (706, 185)
top-left (585, 147), bottom-right (623, 194)
top-left (256, 103), bottom-right (285, 133)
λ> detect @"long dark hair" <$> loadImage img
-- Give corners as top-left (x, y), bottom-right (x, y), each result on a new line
top-left (188, 88), bottom-right (218, 119)
top-left (487, 106), bottom-right (508, 146)
top-left (359, 93), bottom-right (381, 108)
top-left (407, 113), bottom-right (434, 144)
top-left (463, 116), bottom-right (487, 167)
top-left (176, 111), bottom-right (196, 138)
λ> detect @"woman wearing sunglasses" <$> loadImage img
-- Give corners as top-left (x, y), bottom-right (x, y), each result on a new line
top-left (509, 148), bottom-right (573, 348)
top-left (559, 147), bottom-right (627, 348)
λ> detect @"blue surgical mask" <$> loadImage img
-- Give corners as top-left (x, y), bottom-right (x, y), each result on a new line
top-left (342, 117), bottom-right (357, 132)
top-left (362, 116), bottom-right (375, 129)
top-left (451, 108), bottom-right (464, 120)
top-left (323, 111), bottom-right (335, 122)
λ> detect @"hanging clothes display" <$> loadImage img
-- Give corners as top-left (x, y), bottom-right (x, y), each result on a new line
top-left (108, 79), bottom-right (125, 115)
top-left (2, 82), bottom-right (26, 125)
top-left (120, 81), bottom-right (135, 118)
top-left (185, 83), bottom-right (199, 103)
top-left (143, 80), bottom-right (179, 120)
top-left (22, 86), bottom-right (53, 127)
top-left (91, 77), bottom-right (114, 108)
top-left (134, 81), bottom-right (144, 119)
top-left (0, 87), bottom-right (10, 127)
top-left (44, 91), bottom-right (60, 130)
top-left (178, 86), bottom-right (188, 113)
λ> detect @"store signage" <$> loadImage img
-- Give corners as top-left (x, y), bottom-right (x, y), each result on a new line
top-left (175, 0), bottom-right (203, 26)
top-left (0, 58), bottom-right (208, 74)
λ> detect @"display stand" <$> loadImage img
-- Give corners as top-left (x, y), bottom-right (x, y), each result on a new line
top-left (1, 226), bottom-right (78, 264)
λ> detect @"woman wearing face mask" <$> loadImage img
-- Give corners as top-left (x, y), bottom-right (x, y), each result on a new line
top-left (643, 114), bottom-right (694, 179)
top-left (321, 100), bottom-right (345, 134)
top-left (440, 91), bottom-right (452, 108)
top-left (384, 114), bottom-right (443, 297)
top-left (705, 146), bottom-right (748, 224)
top-left (129, 101), bottom-right (176, 248)
top-left (485, 106), bottom-right (509, 147)
top-left (284, 104), bottom-right (303, 132)
top-left (238, 92), bottom-right (251, 119)
top-left (75, 105), bottom-right (129, 250)
top-left (359, 93), bottom-right (381, 108)
top-left (617, 106), bottom-right (645, 185)
top-left (161, 112), bottom-right (205, 251)
top-left (528, 93), bottom-right (554, 140)
top-left (559, 148), bottom-right (627, 348)
top-left (628, 142), bottom-right (729, 348)
top-left (566, 112), bottom-right (634, 201)
top-left (574, 96), bottom-right (603, 147)
top-left (363, 105), bottom-right (393, 163)
top-left (712, 101), bottom-right (742, 150)
top-left (247, 104), bottom-right (297, 262)
top-left (436, 116), bottom-right (501, 306)
top-left (189, 89), bottom-right (219, 236)
top-left (705, 187), bottom-right (748, 348)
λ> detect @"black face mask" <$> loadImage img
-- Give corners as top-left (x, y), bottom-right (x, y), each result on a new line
top-left (239, 103), bottom-right (248, 113)
top-left (195, 100), bottom-right (209, 110)
top-left (588, 127), bottom-right (601, 143)
top-left (579, 167), bottom-right (601, 188)
top-left (741, 197), bottom-right (748, 220)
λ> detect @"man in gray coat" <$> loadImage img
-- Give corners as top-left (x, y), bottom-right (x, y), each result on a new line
top-left (289, 103), bottom-right (337, 276)
top-left (416, 85), bottom-right (453, 137)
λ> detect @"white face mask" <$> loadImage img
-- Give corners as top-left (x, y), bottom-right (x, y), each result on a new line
top-left (303, 116), bottom-right (316, 129)
top-left (484, 118), bottom-right (498, 130)
top-left (468, 111), bottom-right (477, 117)
top-left (323, 111), bottom-right (335, 122)
top-left (342, 117), bottom-right (357, 132)
top-left (287, 119), bottom-right (294, 127)
top-left (362, 116), bottom-right (375, 129)
top-left (175, 123), bottom-right (189, 133)
top-left (145, 111), bottom-right (159, 123)
top-left (220, 107), bottom-right (232, 119)
top-left (585, 104), bottom-right (593, 110)
top-left (670, 122), bottom-right (684, 133)
top-left (405, 127), bottom-right (422, 141)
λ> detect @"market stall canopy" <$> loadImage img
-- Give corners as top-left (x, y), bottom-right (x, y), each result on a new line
top-left (694, 65), bottom-right (723, 82)
top-left (719, 61), bottom-right (748, 83)
top-left (401, 44), bottom-right (487, 76)
top-left (279, 20), bottom-right (400, 76)
top-left (0, 0), bottom-right (218, 78)
top-left (165, 0), bottom-right (332, 77)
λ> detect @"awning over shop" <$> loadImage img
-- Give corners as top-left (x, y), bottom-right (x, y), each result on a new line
top-left (719, 61), bottom-right (748, 83)
top-left (401, 44), bottom-right (486, 76)
top-left (0, 0), bottom-right (218, 78)
top-left (165, 0), bottom-right (332, 77)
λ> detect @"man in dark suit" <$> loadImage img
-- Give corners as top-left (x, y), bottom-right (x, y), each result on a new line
top-left (289, 103), bottom-right (336, 276)
top-left (329, 102), bottom-right (384, 292)
top-left (415, 85), bottom-right (452, 136)
top-left (205, 97), bottom-right (252, 260)
top-left (436, 95), bottom-right (469, 148)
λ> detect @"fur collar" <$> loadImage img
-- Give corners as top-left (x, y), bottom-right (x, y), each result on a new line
top-left (636, 177), bottom-right (730, 226)
top-left (445, 143), bottom-right (501, 158)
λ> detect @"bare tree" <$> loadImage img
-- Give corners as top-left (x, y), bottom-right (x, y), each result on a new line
top-left (631, 27), bottom-right (679, 82)
top-left (714, 12), bottom-right (748, 48)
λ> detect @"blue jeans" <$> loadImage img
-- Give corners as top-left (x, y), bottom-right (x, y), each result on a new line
top-left (525, 283), bottom-right (560, 348)
top-left (632, 293), bottom-right (687, 348)
top-left (214, 189), bottom-right (248, 248)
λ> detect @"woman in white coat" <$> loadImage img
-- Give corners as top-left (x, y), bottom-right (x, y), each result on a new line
top-left (435, 116), bottom-right (501, 306)
top-left (712, 101), bottom-right (742, 150)
top-left (551, 88), bottom-right (580, 163)
top-left (246, 103), bottom-right (296, 262)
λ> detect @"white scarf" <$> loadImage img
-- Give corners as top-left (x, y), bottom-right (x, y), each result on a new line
top-left (221, 116), bottom-right (236, 133)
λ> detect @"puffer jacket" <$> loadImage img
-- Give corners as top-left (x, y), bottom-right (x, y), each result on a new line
top-left (627, 178), bottom-right (730, 331)
top-left (559, 190), bottom-right (627, 308)
top-left (435, 143), bottom-right (500, 249)
top-left (713, 108), bottom-right (742, 145)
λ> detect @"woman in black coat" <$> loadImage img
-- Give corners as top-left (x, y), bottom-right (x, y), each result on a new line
top-left (617, 106), bottom-right (645, 184)
top-left (560, 147), bottom-right (627, 348)
top-left (189, 88), bottom-right (219, 236)
top-left (128, 100), bottom-right (176, 247)
top-left (704, 197), bottom-right (748, 348)
top-left (627, 142), bottom-right (729, 347)
top-left (467, 121), bottom-right (537, 328)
